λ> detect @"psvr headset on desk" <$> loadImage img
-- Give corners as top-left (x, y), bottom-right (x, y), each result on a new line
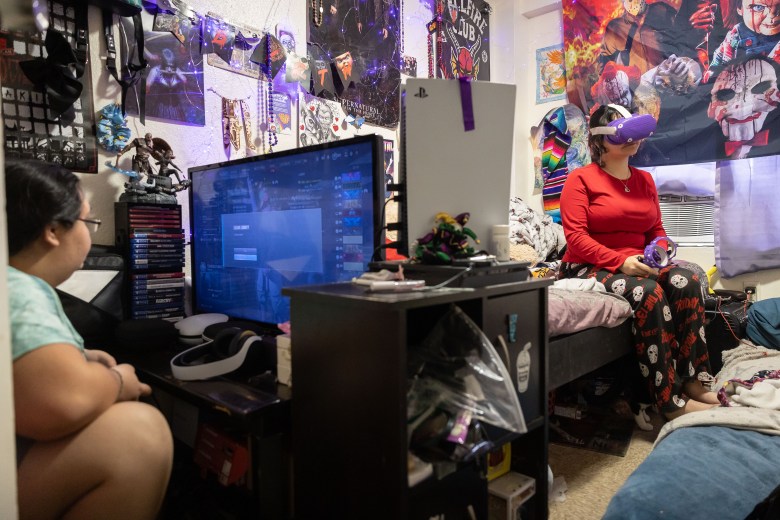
top-left (590, 104), bottom-right (657, 144)
top-left (171, 327), bottom-right (265, 381)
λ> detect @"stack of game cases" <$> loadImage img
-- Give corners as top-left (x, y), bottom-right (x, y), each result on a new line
top-left (121, 204), bottom-right (186, 321)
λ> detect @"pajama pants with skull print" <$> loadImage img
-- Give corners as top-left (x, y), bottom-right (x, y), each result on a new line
top-left (558, 262), bottom-right (711, 414)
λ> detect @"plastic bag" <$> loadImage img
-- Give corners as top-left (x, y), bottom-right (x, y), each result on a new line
top-left (407, 305), bottom-right (526, 461)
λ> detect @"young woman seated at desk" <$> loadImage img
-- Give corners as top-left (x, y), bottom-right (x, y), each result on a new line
top-left (6, 159), bottom-right (173, 519)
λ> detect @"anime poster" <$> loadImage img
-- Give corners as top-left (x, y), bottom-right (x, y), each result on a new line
top-left (536, 44), bottom-right (566, 103)
top-left (308, 0), bottom-right (402, 128)
top-left (563, 0), bottom-right (780, 166)
top-left (0, 2), bottom-right (98, 172)
top-left (298, 91), bottom-right (355, 146)
top-left (123, 15), bottom-right (205, 126)
top-left (437, 0), bottom-right (491, 80)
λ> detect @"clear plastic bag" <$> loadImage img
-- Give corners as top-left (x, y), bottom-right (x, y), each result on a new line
top-left (407, 305), bottom-right (526, 462)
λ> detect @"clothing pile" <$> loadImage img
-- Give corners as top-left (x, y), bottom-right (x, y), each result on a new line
top-left (509, 196), bottom-right (566, 263)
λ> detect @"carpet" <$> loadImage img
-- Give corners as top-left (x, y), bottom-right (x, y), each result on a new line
top-left (549, 407), bottom-right (635, 457)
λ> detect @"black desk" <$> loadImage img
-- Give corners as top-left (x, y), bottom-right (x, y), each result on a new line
top-left (117, 344), bottom-right (292, 519)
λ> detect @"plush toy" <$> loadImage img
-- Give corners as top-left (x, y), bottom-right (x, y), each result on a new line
top-left (413, 212), bottom-right (479, 264)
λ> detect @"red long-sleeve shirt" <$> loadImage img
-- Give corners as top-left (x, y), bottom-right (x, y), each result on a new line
top-left (560, 163), bottom-right (666, 272)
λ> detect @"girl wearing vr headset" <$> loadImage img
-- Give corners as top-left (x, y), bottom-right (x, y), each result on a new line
top-left (5, 160), bottom-right (172, 519)
top-left (558, 104), bottom-right (719, 421)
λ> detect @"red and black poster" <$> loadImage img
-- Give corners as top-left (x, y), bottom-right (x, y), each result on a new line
top-left (308, 0), bottom-right (402, 128)
top-left (563, 0), bottom-right (780, 166)
top-left (437, 0), bottom-right (491, 81)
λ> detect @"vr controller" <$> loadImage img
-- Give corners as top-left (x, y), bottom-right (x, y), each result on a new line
top-left (590, 104), bottom-right (657, 145)
top-left (641, 236), bottom-right (677, 269)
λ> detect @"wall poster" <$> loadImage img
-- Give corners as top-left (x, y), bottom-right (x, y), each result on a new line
top-left (536, 44), bottom-right (566, 104)
top-left (0, 1), bottom-right (98, 172)
top-left (308, 0), bottom-right (402, 128)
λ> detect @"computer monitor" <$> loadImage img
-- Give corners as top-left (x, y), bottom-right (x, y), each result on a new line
top-left (188, 134), bottom-right (385, 325)
top-left (398, 78), bottom-right (517, 257)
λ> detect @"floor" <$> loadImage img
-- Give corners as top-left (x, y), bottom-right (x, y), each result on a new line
top-left (547, 412), bottom-right (664, 519)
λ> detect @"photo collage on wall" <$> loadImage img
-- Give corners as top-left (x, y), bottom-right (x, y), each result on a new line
top-left (0, 1), bottom-right (98, 172)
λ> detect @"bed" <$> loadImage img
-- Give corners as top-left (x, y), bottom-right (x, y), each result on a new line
top-left (603, 342), bottom-right (780, 519)
top-left (545, 281), bottom-right (635, 390)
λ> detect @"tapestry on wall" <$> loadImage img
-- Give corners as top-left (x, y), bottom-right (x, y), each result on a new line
top-left (0, 1), bottom-right (98, 172)
top-left (715, 156), bottom-right (780, 278)
top-left (562, 0), bottom-right (780, 167)
top-left (122, 13), bottom-right (205, 126)
top-left (536, 44), bottom-right (566, 104)
top-left (308, 0), bottom-right (402, 128)
top-left (436, 0), bottom-right (491, 81)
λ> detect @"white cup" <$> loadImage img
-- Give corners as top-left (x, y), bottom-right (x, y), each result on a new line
top-left (491, 224), bottom-right (510, 261)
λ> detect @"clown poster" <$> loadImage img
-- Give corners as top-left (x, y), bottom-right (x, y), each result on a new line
top-left (563, 0), bottom-right (780, 166)
top-left (308, 0), bottom-right (402, 128)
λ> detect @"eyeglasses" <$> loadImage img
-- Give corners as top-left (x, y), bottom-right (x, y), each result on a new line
top-left (77, 217), bottom-right (102, 233)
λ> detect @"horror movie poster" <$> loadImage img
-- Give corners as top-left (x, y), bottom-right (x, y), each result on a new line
top-left (308, 0), bottom-right (402, 128)
top-left (437, 0), bottom-right (491, 80)
top-left (563, 0), bottom-right (780, 166)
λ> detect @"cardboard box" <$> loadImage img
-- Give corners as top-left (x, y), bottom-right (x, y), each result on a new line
top-left (193, 424), bottom-right (249, 487)
top-left (488, 471), bottom-right (535, 520)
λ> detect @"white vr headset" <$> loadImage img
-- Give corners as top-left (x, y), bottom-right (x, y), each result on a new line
top-left (170, 328), bottom-right (265, 381)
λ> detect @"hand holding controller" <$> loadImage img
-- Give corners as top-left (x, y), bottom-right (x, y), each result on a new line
top-left (641, 236), bottom-right (677, 269)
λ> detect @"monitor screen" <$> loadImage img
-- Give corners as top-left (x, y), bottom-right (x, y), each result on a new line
top-left (188, 134), bottom-right (384, 325)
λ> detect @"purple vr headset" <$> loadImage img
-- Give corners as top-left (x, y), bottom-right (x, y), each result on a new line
top-left (590, 104), bottom-right (657, 144)
top-left (641, 236), bottom-right (677, 269)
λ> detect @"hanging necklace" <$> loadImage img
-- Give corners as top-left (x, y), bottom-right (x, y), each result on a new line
top-left (312, 0), bottom-right (323, 27)
top-left (603, 165), bottom-right (632, 192)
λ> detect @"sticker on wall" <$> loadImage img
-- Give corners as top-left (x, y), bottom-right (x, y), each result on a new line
top-left (516, 342), bottom-right (532, 393)
top-left (269, 92), bottom-right (292, 135)
top-left (536, 44), bottom-right (566, 104)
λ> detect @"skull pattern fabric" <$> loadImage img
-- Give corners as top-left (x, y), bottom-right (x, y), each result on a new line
top-left (559, 262), bottom-right (711, 414)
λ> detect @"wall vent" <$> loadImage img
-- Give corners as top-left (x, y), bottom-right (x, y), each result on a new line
top-left (658, 195), bottom-right (714, 246)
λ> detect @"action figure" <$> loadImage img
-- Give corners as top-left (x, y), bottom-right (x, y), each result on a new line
top-left (110, 133), bottom-right (191, 203)
top-left (151, 138), bottom-right (191, 194)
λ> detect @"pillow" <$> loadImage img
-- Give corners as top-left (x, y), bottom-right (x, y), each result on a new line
top-left (548, 288), bottom-right (632, 337)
